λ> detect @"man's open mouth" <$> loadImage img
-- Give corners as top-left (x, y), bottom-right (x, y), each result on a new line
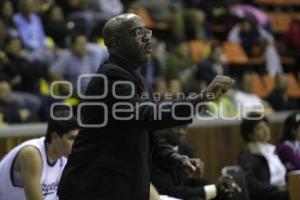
top-left (144, 43), bottom-right (152, 53)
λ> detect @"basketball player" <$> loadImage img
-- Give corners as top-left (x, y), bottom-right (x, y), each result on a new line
top-left (0, 117), bottom-right (79, 200)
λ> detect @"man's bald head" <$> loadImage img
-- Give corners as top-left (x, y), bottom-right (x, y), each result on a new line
top-left (102, 13), bottom-right (152, 69)
top-left (102, 13), bottom-right (143, 50)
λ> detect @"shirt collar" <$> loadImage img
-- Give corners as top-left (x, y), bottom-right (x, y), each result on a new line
top-left (19, 13), bottom-right (33, 21)
top-left (108, 54), bottom-right (140, 76)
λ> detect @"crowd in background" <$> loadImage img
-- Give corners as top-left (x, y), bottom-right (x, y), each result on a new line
top-left (0, 1), bottom-right (299, 200)
top-left (151, 111), bottom-right (300, 200)
top-left (0, 0), bottom-right (299, 125)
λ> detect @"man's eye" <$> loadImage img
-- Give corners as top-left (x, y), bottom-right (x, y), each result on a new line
top-left (135, 30), bottom-right (141, 36)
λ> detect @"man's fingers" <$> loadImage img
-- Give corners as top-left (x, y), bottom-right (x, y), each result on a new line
top-left (184, 161), bottom-right (196, 173)
top-left (189, 159), bottom-right (205, 178)
top-left (217, 77), bottom-right (235, 92)
top-left (187, 162), bottom-right (196, 172)
top-left (200, 161), bottom-right (204, 176)
top-left (191, 159), bottom-right (200, 168)
top-left (207, 75), bottom-right (235, 96)
top-left (194, 159), bottom-right (204, 174)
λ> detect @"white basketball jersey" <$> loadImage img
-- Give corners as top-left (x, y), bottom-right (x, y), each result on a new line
top-left (0, 137), bottom-right (67, 200)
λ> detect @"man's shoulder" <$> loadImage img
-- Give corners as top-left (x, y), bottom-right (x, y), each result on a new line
top-left (18, 145), bottom-right (41, 158)
top-left (16, 137), bottom-right (45, 160)
top-left (16, 145), bottom-right (43, 169)
top-left (98, 62), bottom-right (133, 77)
top-left (86, 62), bottom-right (136, 91)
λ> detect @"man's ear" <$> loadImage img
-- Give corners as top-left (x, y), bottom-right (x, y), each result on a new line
top-left (111, 37), bottom-right (121, 50)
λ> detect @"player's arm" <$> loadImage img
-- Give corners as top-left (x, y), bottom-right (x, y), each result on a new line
top-left (18, 146), bottom-right (43, 200)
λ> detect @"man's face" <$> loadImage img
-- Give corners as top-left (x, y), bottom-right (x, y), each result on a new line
top-left (2, 1), bottom-right (14, 18)
top-left (20, 0), bottom-right (33, 16)
top-left (250, 121), bottom-right (270, 143)
top-left (0, 22), bottom-right (7, 38)
top-left (165, 126), bottom-right (187, 146)
top-left (116, 16), bottom-right (152, 68)
top-left (6, 38), bottom-right (22, 55)
top-left (72, 36), bottom-right (87, 57)
top-left (0, 81), bottom-right (12, 103)
top-left (53, 129), bottom-right (79, 157)
top-left (50, 6), bottom-right (64, 21)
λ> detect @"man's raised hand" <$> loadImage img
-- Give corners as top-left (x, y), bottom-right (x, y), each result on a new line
top-left (202, 75), bottom-right (235, 101)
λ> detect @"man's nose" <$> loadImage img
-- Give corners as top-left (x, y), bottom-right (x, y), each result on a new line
top-left (142, 34), bottom-right (151, 42)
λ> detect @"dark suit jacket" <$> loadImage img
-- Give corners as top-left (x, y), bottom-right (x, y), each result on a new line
top-left (238, 144), bottom-right (289, 200)
top-left (58, 55), bottom-right (198, 200)
top-left (151, 142), bottom-right (207, 200)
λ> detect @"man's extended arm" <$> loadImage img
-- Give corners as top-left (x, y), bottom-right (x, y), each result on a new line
top-left (102, 66), bottom-right (234, 130)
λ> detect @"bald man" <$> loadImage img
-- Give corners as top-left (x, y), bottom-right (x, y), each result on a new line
top-left (58, 14), bottom-right (234, 200)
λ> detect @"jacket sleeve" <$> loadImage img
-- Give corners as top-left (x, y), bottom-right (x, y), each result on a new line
top-left (238, 150), bottom-right (288, 199)
top-left (151, 161), bottom-right (206, 199)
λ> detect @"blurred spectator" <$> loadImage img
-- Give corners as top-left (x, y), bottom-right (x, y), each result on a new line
top-left (52, 0), bottom-right (91, 37)
top-left (151, 126), bottom-right (241, 200)
top-left (284, 19), bottom-right (300, 74)
top-left (239, 112), bottom-right (289, 200)
top-left (233, 73), bottom-right (273, 114)
top-left (0, 49), bottom-right (20, 87)
top-left (141, 58), bottom-right (163, 88)
top-left (182, 0), bottom-right (230, 26)
top-left (13, 0), bottom-right (56, 66)
top-left (285, 19), bottom-right (300, 52)
top-left (58, 0), bottom-right (123, 38)
top-left (3, 36), bottom-right (61, 121)
top-left (230, 4), bottom-right (272, 33)
top-left (276, 111), bottom-right (300, 172)
top-left (267, 74), bottom-right (298, 111)
top-left (0, 20), bottom-right (9, 49)
top-left (196, 42), bottom-right (228, 85)
top-left (44, 4), bottom-right (76, 48)
top-left (0, 76), bottom-right (31, 123)
top-left (50, 34), bottom-right (108, 94)
top-left (13, 0), bottom-right (47, 51)
top-left (0, 0), bottom-right (16, 33)
top-left (153, 79), bottom-right (168, 103)
top-left (164, 43), bottom-right (190, 82)
top-left (168, 79), bottom-right (183, 98)
top-left (164, 42), bottom-right (198, 92)
top-left (138, 0), bottom-right (207, 41)
top-left (31, 0), bottom-right (48, 14)
top-left (207, 92), bottom-right (237, 118)
top-left (3, 36), bottom-right (47, 92)
top-left (228, 18), bottom-right (282, 76)
top-left (88, 0), bottom-right (124, 41)
top-left (56, 0), bottom-right (87, 17)
top-left (88, 0), bottom-right (124, 19)
top-left (0, 45), bottom-right (42, 121)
